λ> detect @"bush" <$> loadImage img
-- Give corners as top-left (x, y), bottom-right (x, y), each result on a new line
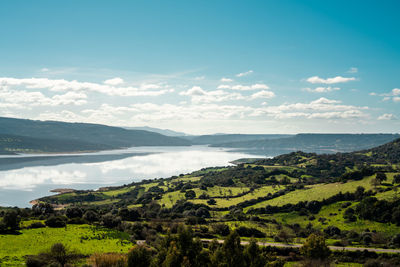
top-left (185, 190), bottom-right (196, 199)
top-left (212, 223), bottom-right (230, 236)
top-left (65, 207), bottom-right (83, 219)
top-left (27, 222), bottom-right (46, 229)
top-left (45, 216), bottom-right (67, 228)
top-left (89, 253), bottom-right (126, 267)
top-left (207, 199), bottom-right (217, 205)
top-left (127, 245), bottom-right (153, 267)
top-left (68, 217), bottom-right (86, 224)
top-left (2, 210), bottom-right (21, 230)
top-left (300, 234), bottom-right (331, 260)
top-left (323, 226), bottom-right (341, 237)
top-left (236, 226), bottom-right (266, 238)
top-left (26, 243), bottom-right (82, 267)
top-left (101, 213), bottom-right (121, 228)
top-left (26, 256), bottom-right (47, 267)
top-left (83, 210), bottom-right (99, 223)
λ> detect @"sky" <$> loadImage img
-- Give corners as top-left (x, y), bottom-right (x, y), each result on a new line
top-left (0, 0), bottom-right (399, 135)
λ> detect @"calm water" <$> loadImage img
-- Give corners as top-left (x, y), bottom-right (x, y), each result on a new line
top-left (0, 146), bottom-right (264, 207)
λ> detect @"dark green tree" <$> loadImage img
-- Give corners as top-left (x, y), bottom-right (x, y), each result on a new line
top-left (244, 239), bottom-right (264, 267)
top-left (185, 190), bottom-right (196, 199)
top-left (127, 245), bottom-right (153, 267)
top-left (394, 174), bottom-right (400, 184)
top-left (217, 230), bottom-right (245, 267)
top-left (2, 210), bottom-right (20, 231)
top-left (376, 172), bottom-right (387, 183)
top-left (300, 234), bottom-right (331, 260)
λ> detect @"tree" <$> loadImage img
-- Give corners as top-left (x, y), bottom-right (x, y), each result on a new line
top-left (207, 199), bottom-right (216, 205)
top-left (195, 207), bottom-right (210, 218)
top-left (376, 172), bottom-right (387, 183)
top-left (32, 203), bottom-right (54, 216)
top-left (354, 186), bottom-right (365, 200)
top-left (26, 243), bottom-right (81, 267)
top-left (244, 239), bottom-right (264, 267)
top-left (185, 190), bottom-right (196, 199)
top-left (119, 208), bottom-right (140, 221)
top-left (45, 216), bottom-right (67, 228)
top-left (83, 210), bottom-right (99, 223)
top-left (65, 206), bottom-right (83, 219)
top-left (277, 229), bottom-right (292, 244)
top-left (127, 245), bottom-right (153, 267)
top-left (394, 174), bottom-right (400, 184)
top-left (300, 234), bottom-right (330, 260)
top-left (370, 178), bottom-right (380, 189)
top-left (219, 231), bottom-right (245, 267)
top-left (101, 213), bottom-right (121, 228)
top-left (2, 210), bottom-right (20, 231)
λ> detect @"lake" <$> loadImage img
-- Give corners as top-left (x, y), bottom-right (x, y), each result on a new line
top-left (0, 146), bottom-right (264, 207)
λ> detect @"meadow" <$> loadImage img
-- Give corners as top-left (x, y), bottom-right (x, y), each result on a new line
top-left (0, 223), bottom-right (133, 266)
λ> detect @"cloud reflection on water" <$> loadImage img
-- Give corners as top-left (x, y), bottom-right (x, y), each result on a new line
top-left (0, 147), bottom-right (260, 191)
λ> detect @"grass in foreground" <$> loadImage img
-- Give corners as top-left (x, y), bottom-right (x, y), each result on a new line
top-left (0, 224), bottom-right (133, 266)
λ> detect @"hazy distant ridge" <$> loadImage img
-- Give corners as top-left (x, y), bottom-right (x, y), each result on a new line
top-left (0, 117), bottom-right (191, 154)
top-left (210, 133), bottom-right (400, 153)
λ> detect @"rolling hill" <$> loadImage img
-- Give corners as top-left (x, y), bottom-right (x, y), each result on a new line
top-left (0, 117), bottom-right (191, 154)
top-left (210, 133), bottom-right (400, 154)
top-left (184, 134), bottom-right (292, 145)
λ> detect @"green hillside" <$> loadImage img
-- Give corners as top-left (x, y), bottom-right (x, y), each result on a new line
top-left (0, 117), bottom-right (191, 154)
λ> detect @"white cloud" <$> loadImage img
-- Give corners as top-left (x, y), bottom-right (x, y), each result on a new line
top-left (23, 95), bottom-right (370, 132)
top-left (217, 84), bottom-right (231, 89)
top-left (372, 88), bottom-right (400, 102)
top-left (140, 83), bottom-right (162, 90)
top-left (250, 90), bottom-right (275, 99)
top-left (220, 77), bottom-right (233, 82)
top-left (0, 169), bottom-right (87, 190)
top-left (369, 92), bottom-right (377, 96)
top-left (306, 76), bottom-right (356, 84)
top-left (304, 87), bottom-right (340, 93)
top-left (179, 86), bottom-right (206, 96)
top-left (236, 70), bottom-right (253, 77)
top-left (179, 87), bottom-right (246, 103)
top-left (347, 67), bottom-right (358, 73)
top-left (392, 88), bottom-right (400, 96)
top-left (0, 77), bottom-right (171, 97)
top-left (40, 68), bottom-right (49, 72)
top-left (194, 76), bottom-right (205, 80)
top-left (90, 97), bottom-right (367, 123)
top-left (219, 83), bottom-right (270, 91)
top-left (378, 113), bottom-right (397, 120)
top-left (248, 97), bottom-right (368, 120)
top-left (104, 77), bottom-right (124, 86)
top-left (0, 86), bottom-right (87, 108)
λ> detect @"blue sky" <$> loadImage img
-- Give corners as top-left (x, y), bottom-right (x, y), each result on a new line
top-left (0, 0), bottom-right (399, 134)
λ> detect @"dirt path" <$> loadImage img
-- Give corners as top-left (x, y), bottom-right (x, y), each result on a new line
top-left (200, 239), bottom-right (400, 253)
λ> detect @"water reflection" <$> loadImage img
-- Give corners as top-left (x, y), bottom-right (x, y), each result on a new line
top-left (0, 146), bottom-right (263, 207)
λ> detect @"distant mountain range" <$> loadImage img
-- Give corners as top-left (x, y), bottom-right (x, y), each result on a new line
top-left (182, 134), bottom-right (292, 145)
top-left (125, 126), bottom-right (190, 137)
top-left (0, 117), bottom-right (398, 156)
top-left (0, 117), bottom-right (190, 154)
top-left (211, 133), bottom-right (400, 155)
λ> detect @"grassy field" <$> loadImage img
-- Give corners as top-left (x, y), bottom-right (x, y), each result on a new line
top-left (245, 175), bottom-right (376, 211)
top-left (101, 187), bottom-right (133, 197)
top-left (0, 224), bottom-right (133, 266)
top-left (191, 185), bottom-right (281, 208)
top-left (157, 185), bottom-right (251, 208)
top-left (260, 201), bottom-right (400, 236)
